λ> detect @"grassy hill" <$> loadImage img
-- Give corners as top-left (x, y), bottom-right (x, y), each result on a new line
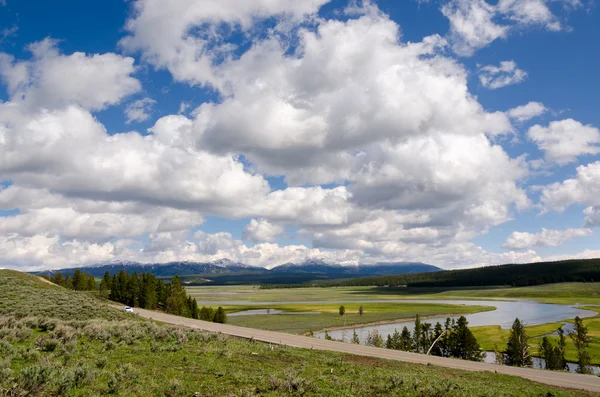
top-left (328, 258), bottom-right (600, 288)
top-left (0, 269), bottom-right (594, 396)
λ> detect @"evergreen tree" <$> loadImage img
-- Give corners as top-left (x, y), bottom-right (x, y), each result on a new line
top-left (72, 270), bottom-right (83, 291)
top-left (359, 306), bottom-right (364, 316)
top-left (447, 316), bottom-right (484, 362)
top-left (86, 275), bottom-right (96, 291)
top-left (125, 271), bottom-right (139, 307)
top-left (570, 316), bottom-right (593, 374)
top-left (399, 326), bottom-right (413, 351)
top-left (199, 306), bottom-right (214, 321)
top-left (557, 326), bottom-right (568, 370)
top-left (504, 318), bottom-right (533, 367)
top-left (352, 330), bottom-right (360, 344)
top-left (429, 322), bottom-right (446, 357)
top-left (166, 276), bottom-right (189, 316)
top-left (51, 272), bottom-right (65, 287)
top-left (102, 271), bottom-right (112, 291)
top-left (413, 314), bottom-right (423, 353)
top-left (213, 306), bottom-right (227, 323)
top-left (339, 305), bottom-right (345, 316)
top-left (492, 344), bottom-right (504, 365)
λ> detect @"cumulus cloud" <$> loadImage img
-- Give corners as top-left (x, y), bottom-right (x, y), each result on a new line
top-left (478, 61), bottom-right (527, 89)
top-left (502, 228), bottom-right (592, 250)
top-left (0, 38), bottom-right (141, 110)
top-left (540, 160), bottom-right (600, 211)
top-left (243, 219), bottom-right (284, 242)
top-left (125, 97), bottom-right (156, 123)
top-left (120, 0), bottom-right (331, 87)
top-left (442, 0), bottom-right (583, 55)
top-left (0, 2), bottom-right (564, 271)
top-left (528, 119), bottom-right (600, 165)
top-left (507, 101), bottom-right (547, 122)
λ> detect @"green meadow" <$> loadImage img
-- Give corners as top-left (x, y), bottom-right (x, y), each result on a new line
top-left (0, 269), bottom-right (596, 396)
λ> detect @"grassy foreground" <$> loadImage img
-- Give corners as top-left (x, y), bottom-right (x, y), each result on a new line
top-left (0, 270), bottom-right (595, 396)
top-left (225, 303), bottom-right (492, 334)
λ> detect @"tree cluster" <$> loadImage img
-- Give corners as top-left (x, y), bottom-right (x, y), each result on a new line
top-left (100, 271), bottom-right (226, 323)
top-left (377, 315), bottom-right (484, 362)
top-left (499, 316), bottom-right (591, 373)
top-left (48, 270), bottom-right (97, 291)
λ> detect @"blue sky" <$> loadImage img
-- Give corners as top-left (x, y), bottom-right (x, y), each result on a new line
top-left (0, 0), bottom-right (599, 270)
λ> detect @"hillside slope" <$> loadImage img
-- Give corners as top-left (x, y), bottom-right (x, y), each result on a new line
top-left (0, 270), bottom-right (593, 396)
top-left (331, 258), bottom-right (600, 288)
top-left (0, 269), bottom-right (126, 320)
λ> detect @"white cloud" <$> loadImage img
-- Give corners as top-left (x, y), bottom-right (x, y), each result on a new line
top-left (540, 160), bottom-right (600, 211)
top-left (442, 0), bottom-right (509, 56)
top-left (120, 0), bottom-right (331, 87)
top-left (442, 0), bottom-right (582, 55)
top-left (0, 38), bottom-right (141, 111)
top-left (124, 97), bottom-right (156, 124)
top-left (507, 101), bottom-right (547, 122)
top-left (478, 61), bottom-right (527, 89)
top-left (243, 219), bottom-right (284, 242)
top-left (0, 3), bottom-right (565, 271)
top-left (528, 119), bottom-right (600, 165)
top-left (502, 227), bottom-right (592, 250)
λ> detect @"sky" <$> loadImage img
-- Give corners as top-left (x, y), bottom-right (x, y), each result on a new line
top-left (0, 0), bottom-right (599, 271)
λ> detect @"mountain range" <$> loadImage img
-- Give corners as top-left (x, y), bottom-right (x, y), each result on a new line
top-left (35, 259), bottom-right (442, 285)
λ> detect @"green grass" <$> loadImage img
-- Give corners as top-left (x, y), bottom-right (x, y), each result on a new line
top-left (187, 282), bottom-right (600, 304)
top-left (225, 302), bottom-right (493, 334)
top-left (0, 270), bottom-right (597, 396)
top-left (0, 270), bottom-right (126, 321)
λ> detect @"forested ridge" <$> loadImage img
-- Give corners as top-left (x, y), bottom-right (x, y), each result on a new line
top-left (306, 259), bottom-right (600, 288)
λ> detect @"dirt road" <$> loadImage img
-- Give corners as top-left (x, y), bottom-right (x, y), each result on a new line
top-left (132, 307), bottom-right (600, 393)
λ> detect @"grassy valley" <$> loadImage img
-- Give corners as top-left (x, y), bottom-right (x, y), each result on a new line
top-left (0, 269), bottom-right (596, 396)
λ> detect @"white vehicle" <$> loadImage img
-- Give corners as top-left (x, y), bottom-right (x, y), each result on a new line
top-left (123, 306), bottom-right (133, 313)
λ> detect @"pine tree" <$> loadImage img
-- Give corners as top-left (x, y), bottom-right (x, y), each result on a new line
top-left (102, 271), bottom-right (112, 291)
top-left (570, 316), bottom-right (593, 374)
top-left (199, 306), bottom-right (214, 321)
top-left (213, 306), bottom-right (226, 323)
top-left (504, 318), bottom-right (533, 367)
top-left (166, 276), bottom-right (189, 316)
top-left (72, 270), bottom-right (83, 291)
top-left (366, 330), bottom-right (383, 347)
top-left (358, 306), bottom-right (364, 316)
top-left (86, 274), bottom-right (96, 291)
top-left (51, 272), bottom-right (65, 287)
top-left (429, 322), bottom-right (446, 357)
top-left (413, 314), bottom-right (422, 353)
top-left (399, 326), bottom-right (413, 351)
top-left (448, 316), bottom-right (484, 362)
top-left (339, 306), bottom-right (345, 316)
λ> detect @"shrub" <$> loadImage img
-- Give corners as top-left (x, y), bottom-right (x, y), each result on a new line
top-left (19, 364), bottom-right (52, 394)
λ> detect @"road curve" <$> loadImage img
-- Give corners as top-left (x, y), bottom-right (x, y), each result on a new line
top-left (132, 307), bottom-right (600, 393)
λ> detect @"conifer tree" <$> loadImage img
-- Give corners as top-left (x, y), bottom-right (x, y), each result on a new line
top-left (199, 306), bottom-right (214, 321)
top-left (213, 306), bottom-right (227, 323)
top-left (413, 314), bottom-right (422, 353)
top-left (504, 318), bottom-right (533, 367)
top-left (165, 276), bottom-right (190, 316)
top-left (447, 316), bottom-right (484, 362)
top-left (339, 305), bottom-right (345, 316)
top-left (399, 326), bottom-right (413, 351)
top-left (570, 316), bottom-right (593, 374)
top-left (359, 306), bottom-right (364, 316)
top-left (86, 274), bottom-right (96, 291)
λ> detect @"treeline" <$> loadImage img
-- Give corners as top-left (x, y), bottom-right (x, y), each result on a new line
top-left (49, 270), bottom-right (226, 323)
top-left (48, 270), bottom-right (97, 291)
top-left (330, 315), bottom-right (484, 362)
top-left (496, 317), bottom-right (593, 374)
top-left (100, 271), bottom-right (226, 323)
top-left (304, 259), bottom-right (600, 289)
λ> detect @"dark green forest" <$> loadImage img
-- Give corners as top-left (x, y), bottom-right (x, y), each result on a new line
top-left (334, 259), bottom-right (600, 287)
top-left (262, 259), bottom-right (600, 289)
